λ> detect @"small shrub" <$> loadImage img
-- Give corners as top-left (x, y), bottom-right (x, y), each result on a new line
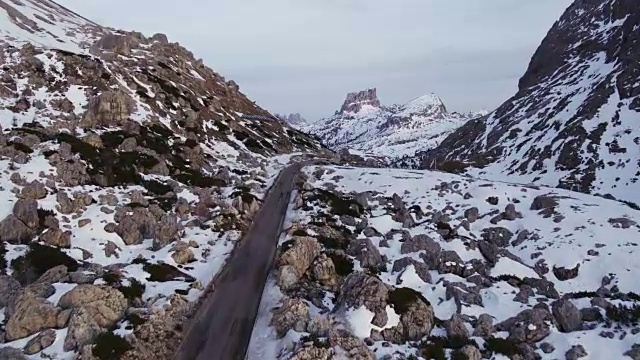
top-left (0, 241), bottom-right (7, 271)
top-left (92, 331), bottom-right (132, 360)
top-left (123, 313), bottom-right (147, 330)
top-left (436, 160), bottom-right (471, 174)
top-left (11, 243), bottom-right (79, 284)
top-left (141, 179), bottom-right (173, 196)
top-left (307, 189), bottom-right (363, 217)
top-left (388, 287), bottom-right (430, 314)
top-left (605, 304), bottom-right (640, 326)
top-left (184, 138), bottom-right (199, 148)
top-left (102, 272), bottom-right (123, 286)
top-left (37, 208), bottom-right (56, 231)
top-left (118, 278), bottom-right (146, 301)
top-left (8, 141), bottom-right (33, 154)
top-left (291, 229), bottom-right (308, 237)
top-left (420, 340), bottom-right (445, 360)
top-left (140, 260), bottom-right (196, 282)
top-left (327, 252), bottom-right (353, 276)
top-left (484, 337), bottom-right (521, 356)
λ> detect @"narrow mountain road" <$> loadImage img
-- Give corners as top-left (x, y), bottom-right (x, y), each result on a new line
top-left (174, 161), bottom-right (309, 360)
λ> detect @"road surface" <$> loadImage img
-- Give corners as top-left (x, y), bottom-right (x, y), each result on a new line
top-left (174, 162), bottom-right (306, 360)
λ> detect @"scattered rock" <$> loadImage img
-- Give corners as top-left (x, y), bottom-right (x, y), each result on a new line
top-left (565, 344), bottom-right (587, 360)
top-left (552, 298), bottom-right (583, 332)
top-left (57, 284), bottom-right (128, 328)
top-left (269, 297), bottom-right (310, 338)
top-left (23, 329), bottom-right (56, 354)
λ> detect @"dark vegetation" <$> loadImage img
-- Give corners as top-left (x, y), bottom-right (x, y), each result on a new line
top-left (17, 123), bottom-right (224, 189)
top-left (420, 336), bottom-right (479, 360)
top-left (327, 252), bottom-right (354, 276)
top-left (306, 189), bottom-right (363, 217)
top-left (389, 287), bottom-right (431, 314)
top-left (483, 337), bottom-right (522, 357)
top-left (11, 243), bottom-right (79, 285)
top-left (92, 331), bottom-right (132, 360)
top-left (132, 258), bottom-right (196, 282)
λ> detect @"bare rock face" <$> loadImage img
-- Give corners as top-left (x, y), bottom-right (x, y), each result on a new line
top-left (40, 228), bottom-right (72, 248)
top-left (20, 180), bottom-right (47, 200)
top-left (347, 237), bottom-right (384, 269)
top-left (287, 346), bottom-right (331, 360)
top-left (0, 275), bottom-right (22, 308)
top-left (454, 345), bottom-right (482, 360)
top-left (0, 347), bottom-right (27, 360)
top-left (382, 288), bottom-right (435, 343)
top-left (91, 33), bottom-right (141, 55)
top-left (0, 214), bottom-right (35, 244)
top-left (13, 198), bottom-right (39, 229)
top-left (312, 254), bottom-right (339, 290)
top-left (496, 306), bottom-right (553, 343)
top-left (81, 91), bottom-right (136, 128)
top-left (552, 298), bottom-right (583, 332)
top-left (276, 236), bottom-right (321, 290)
top-left (340, 88), bottom-right (381, 114)
top-left (23, 329), bottom-right (57, 354)
top-left (57, 284), bottom-right (128, 328)
top-left (269, 297), bottom-right (310, 338)
top-left (63, 306), bottom-right (103, 351)
top-left (5, 297), bottom-right (61, 341)
top-left (170, 241), bottom-right (195, 264)
top-left (120, 294), bottom-right (190, 360)
top-left (327, 328), bottom-right (375, 360)
top-left (336, 273), bottom-right (391, 328)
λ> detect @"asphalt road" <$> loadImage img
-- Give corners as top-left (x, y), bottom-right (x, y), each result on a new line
top-left (174, 162), bottom-right (306, 360)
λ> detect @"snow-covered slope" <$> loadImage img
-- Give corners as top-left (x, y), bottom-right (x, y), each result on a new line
top-left (0, 1), bottom-right (324, 359)
top-left (0, 0), bottom-right (99, 52)
top-left (276, 113), bottom-right (308, 128)
top-left (303, 89), bottom-right (481, 160)
top-left (249, 166), bottom-right (640, 360)
top-left (419, 0), bottom-right (640, 205)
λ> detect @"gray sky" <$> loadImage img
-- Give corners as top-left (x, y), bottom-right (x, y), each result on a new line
top-left (58, 0), bottom-right (572, 120)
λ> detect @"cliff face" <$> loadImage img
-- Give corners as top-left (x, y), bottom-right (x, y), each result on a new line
top-left (418, 0), bottom-right (640, 204)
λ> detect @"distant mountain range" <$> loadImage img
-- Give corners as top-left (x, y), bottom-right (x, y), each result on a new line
top-left (302, 88), bottom-right (488, 160)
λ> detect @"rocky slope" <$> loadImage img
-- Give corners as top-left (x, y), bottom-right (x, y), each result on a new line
top-left (418, 0), bottom-right (640, 205)
top-left (248, 165), bottom-right (640, 360)
top-left (303, 88), bottom-right (484, 160)
top-left (0, 0), bottom-right (324, 359)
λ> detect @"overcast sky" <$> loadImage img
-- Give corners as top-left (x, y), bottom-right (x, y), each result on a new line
top-left (58, 0), bottom-right (572, 120)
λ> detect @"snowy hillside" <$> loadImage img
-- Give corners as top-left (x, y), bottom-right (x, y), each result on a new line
top-left (303, 89), bottom-right (482, 160)
top-left (419, 0), bottom-right (640, 205)
top-left (276, 113), bottom-right (308, 128)
top-left (249, 165), bottom-right (640, 360)
top-left (0, 0), bottom-right (324, 359)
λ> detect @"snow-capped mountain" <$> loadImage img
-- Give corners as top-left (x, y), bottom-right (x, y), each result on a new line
top-left (0, 1), bottom-right (323, 359)
top-left (419, 0), bottom-right (640, 205)
top-left (303, 88), bottom-right (478, 160)
top-left (275, 113), bottom-right (308, 128)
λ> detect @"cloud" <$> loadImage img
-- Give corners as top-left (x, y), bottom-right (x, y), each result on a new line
top-left (57, 0), bottom-right (572, 119)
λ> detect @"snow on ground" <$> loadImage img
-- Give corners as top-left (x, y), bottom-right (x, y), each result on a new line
top-left (0, 151), bottom-right (303, 358)
top-left (249, 165), bottom-right (640, 359)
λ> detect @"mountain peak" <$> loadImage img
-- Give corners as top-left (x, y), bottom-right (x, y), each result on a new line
top-left (418, 0), bottom-right (640, 203)
top-left (399, 93), bottom-right (448, 118)
top-left (339, 88), bottom-right (381, 114)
